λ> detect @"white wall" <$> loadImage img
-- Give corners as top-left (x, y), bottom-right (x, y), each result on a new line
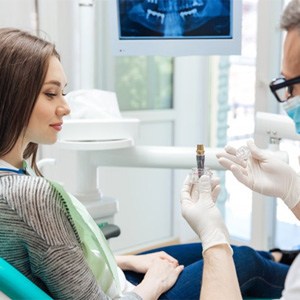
top-left (0, 0), bottom-right (35, 29)
top-left (38, 0), bottom-right (80, 91)
top-left (250, 0), bottom-right (284, 250)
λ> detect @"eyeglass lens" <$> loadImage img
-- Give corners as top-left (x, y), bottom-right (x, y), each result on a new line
top-left (274, 85), bottom-right (290, 102)
top-left (272, 78), bottom-right (296, 102)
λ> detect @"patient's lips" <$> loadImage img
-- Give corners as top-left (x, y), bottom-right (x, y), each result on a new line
top-left (50, 122), bottom-right (63, 131)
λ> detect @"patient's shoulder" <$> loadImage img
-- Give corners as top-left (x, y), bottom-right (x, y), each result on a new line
top-left (1, 174), bottom-right (53, 196)
top-left (0, 175), bottom-right (63, 212)
top-left (0, 175), bottom-right (78, 245)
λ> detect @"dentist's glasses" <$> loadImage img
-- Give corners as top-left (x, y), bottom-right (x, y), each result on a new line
top-left (269, 75), bottom-right (300, 102)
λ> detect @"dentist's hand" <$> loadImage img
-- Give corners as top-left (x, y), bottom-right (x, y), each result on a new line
top-left (190, 175), bottom-right (221, 204)
top-left (180, 175), bottom-right (232, 253)
top-left (216, 140), bottom-right (300, 209)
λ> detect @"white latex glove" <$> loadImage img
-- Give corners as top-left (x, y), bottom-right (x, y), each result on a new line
top-left (180, 175), bottom-right (232, 254)
top-left (190, 175), bottom-right (221, 203)
top-left (216, 140), bottom-right (300, 209)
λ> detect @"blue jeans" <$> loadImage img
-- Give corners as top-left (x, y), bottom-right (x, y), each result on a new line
top-left (124, 243), bottom-right (289, 300)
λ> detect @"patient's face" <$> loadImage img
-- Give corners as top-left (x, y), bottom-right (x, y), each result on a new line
top-left (25, 56), bottom-right (70, 146)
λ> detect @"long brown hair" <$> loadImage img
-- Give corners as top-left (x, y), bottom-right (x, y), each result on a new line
top-left (0, 28), bottom-right (60, 175)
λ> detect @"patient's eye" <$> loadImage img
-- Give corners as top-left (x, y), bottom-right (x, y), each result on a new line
top-left (45, 92), bottom-right (57, 99)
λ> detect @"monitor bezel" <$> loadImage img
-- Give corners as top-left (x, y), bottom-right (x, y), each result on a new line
top-left (109, 0), bottom-right (242, 57)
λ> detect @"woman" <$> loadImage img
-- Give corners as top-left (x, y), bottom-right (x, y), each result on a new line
top-left (0, 27), bottom-right (294, 300)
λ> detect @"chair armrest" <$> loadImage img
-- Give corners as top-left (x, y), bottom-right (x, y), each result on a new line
top-left (0, 258), bottom-right (52, 300)
top-left (98, 223), bottom-right (121, 239)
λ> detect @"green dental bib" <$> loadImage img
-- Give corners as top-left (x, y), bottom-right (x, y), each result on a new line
top-left (49, 180), bottom-right (121, 297)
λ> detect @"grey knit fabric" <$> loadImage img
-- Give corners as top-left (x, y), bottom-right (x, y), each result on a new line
top-left (0, 174), bottom-right (142, 300)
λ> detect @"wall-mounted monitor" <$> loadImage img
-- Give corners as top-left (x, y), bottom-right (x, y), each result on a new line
top-left (109, 0), bottom-right (242, 56)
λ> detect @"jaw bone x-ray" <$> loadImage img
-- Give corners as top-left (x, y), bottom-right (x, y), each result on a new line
top-left (119, 0), bottom-right (231, 38)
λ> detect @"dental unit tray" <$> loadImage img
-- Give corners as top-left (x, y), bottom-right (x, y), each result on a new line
top-left (58, 119), bottom-right (140, 142)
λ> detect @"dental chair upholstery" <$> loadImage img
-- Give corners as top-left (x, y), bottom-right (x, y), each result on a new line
top-left (0, 257), bottom-right (52, 300)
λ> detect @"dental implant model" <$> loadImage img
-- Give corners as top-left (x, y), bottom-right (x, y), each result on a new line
top-left (196, 144), bottom-right (205, 178)
top-left (236, 145), bottom-right (251, 160)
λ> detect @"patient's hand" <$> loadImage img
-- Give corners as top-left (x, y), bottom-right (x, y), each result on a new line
top-left (116, 251), bottom-right (179, 273)
top-left (132, 257), bottom-right (184, 300)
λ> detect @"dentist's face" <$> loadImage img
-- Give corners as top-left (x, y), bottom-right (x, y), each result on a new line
top-left (25, 56), bottom-right (70, 145)
top-left (281, 28), bottom-right (300, 133)
top-left (282, 28), bottom-right (300, 94)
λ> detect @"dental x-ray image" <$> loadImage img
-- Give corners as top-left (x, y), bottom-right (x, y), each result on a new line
top-left (118, 0), bottom-right (231, 39)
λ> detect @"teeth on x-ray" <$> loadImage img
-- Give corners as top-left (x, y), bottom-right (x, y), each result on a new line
top-left (180, 8), bottom-right (197, 21)
top-left (146, 9), bottom-right (165, 25)
top-left (126, 0), bottom-right (226, 36)
top-left (146, 0), bottom-right (204, 11)
top-left (146, 7), bottom-right (199, 25)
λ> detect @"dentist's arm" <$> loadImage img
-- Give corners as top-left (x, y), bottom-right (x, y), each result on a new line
top-left (201, 245), bottom-right (241, 300)
top-left (217, 140), bottom-right (300, 219)
top-left (292, 203), bottom-right (300, 221)
top-left (180, 175), bottom-right (242, 300)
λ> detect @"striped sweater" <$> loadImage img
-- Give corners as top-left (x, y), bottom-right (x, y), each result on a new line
top-left (0, 174), bottom-right (140, 300)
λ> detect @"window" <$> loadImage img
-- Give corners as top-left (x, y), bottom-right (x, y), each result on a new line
top-left (115, 57), bottom-right (173, 111)
top-left (213, 0), bottom-right (258, 242)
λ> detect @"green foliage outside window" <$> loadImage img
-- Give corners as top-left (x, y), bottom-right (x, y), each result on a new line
top-left (115, 56), bottom-right (173, 111)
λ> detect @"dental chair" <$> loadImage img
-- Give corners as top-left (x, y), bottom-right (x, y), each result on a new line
top-left (0, 257), bottom-right (52, 300)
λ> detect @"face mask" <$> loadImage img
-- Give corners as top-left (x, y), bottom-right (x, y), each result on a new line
top-left (283, 95), bottom-right (300, 134)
